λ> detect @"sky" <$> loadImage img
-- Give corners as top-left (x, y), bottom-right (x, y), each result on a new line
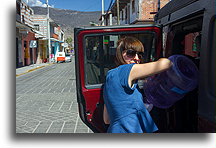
top-left (23, 0), bottom-right (114, 12)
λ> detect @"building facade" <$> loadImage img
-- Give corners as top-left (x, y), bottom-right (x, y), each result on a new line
top-left (108, 0), bottom-right (171, 25)
top-left (32, 15), bottom-right (65, 63)
top-left (32, 15), bottom-right (49, 63)
top-left (16, 0), bottom-right (66, 67)
top-left (16, 0), bottom-right (37, 67)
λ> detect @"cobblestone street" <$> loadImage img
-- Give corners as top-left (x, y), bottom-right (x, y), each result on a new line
top-left (16, 58), bottom-right (93, 133)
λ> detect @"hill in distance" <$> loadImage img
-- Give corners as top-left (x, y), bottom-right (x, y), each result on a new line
top-left (31, 6), bottom-right (102, 39)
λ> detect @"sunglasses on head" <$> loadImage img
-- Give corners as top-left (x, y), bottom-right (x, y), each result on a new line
top-left (126, 49), bottom-right (144, 59)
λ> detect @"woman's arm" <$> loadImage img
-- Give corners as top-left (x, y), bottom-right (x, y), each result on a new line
top-left (103, 104), bottom-right (110, 124)
top-left (128, 58), bottom-right (172, 87)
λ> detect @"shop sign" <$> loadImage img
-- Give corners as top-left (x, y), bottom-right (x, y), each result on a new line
top-left (19, 29), bottom-right (28, 35)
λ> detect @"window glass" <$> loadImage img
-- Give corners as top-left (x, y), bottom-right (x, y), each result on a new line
top-left (184, 32), bottom-right (201, 58)
top-left (125, 8), bottom-right (128, 23)
top-left (16, 2), bottom-right (21, 15)
top-left (209, 19), bottom-right (216, 97)
top-left (34, 24), bottom-right (40, 31)
top-left (84, 32), bottom-right (157, 86)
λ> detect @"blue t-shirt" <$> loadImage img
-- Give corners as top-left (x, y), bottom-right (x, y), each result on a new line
top-left (103, 64), bottom-right (158, 133)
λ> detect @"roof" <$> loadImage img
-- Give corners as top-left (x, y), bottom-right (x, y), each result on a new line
top-left (74, 24), bottom-right (160, 32)
top-left (155, 0), bottom-right (199, 20)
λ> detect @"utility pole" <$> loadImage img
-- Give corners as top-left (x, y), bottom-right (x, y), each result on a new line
top-left (102, 0), bottom-right (105, 26)
top-left (46, 0), bottom-right (51, 63)
top-left (117, 0), bottom-right (120, 25)
top-left (109, 11), bottom-right (113, 25)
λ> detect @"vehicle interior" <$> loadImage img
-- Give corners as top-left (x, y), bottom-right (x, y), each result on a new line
top-left (152, 16), bottom-right (203, 132)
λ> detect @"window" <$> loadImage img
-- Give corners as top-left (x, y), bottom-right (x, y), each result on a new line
top-left (125, 7), bottom-right (128, 23)
top-left (184, 32), bottom-right (201, 58)
top-left (84, 36), bottom-right (104, 85)
top-left (121, 11), bottom-right (124, 21)
top-left (34, 25), bottom-right (40, 31)
top-left (22, 15), bottom-right (25, 23)
top-left (16, 2), bottom-right (21, 15)
top-left (84, 32), bottom-right (157, 86)
top-left (132, 0), bottom-right (135, 13)
top-left (209, 18), bottom-right (216, 97)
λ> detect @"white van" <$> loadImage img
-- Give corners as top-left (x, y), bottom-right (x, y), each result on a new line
top-left (56, 51), bottom-right (65, 63)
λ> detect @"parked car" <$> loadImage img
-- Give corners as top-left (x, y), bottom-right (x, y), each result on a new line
top-left (65, 54), bottom-right (72, 62)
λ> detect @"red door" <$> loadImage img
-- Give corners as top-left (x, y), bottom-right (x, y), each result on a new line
top-left (74, 24), bottom-right (162, 132)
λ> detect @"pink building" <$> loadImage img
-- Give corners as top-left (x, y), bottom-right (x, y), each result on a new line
top-left (16, 0), bottom-right (37, 67)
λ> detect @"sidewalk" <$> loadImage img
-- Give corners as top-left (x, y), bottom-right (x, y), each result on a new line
top-left (16, 63), bottom-right (52, 77)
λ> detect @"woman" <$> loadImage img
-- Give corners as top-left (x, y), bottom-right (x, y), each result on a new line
top-left (103, 36), bottom-right (172, 133)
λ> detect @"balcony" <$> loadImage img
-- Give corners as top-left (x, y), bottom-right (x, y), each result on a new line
top-left (111, 0), bottom-right (130, 16)
top-left (22, 16), bottom-right (34, 29)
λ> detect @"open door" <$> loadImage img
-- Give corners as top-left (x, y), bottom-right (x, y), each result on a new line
top-left (74, 25), bottom-right (162, 132)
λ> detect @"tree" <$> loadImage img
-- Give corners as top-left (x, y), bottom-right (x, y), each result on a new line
top-left (66, 37), bottom-right (72, 46)
top-left (65, 37), bottom-right (74, 54)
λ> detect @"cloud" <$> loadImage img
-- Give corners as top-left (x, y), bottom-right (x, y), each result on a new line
top-left (23, 0), bottom-right (54, 8)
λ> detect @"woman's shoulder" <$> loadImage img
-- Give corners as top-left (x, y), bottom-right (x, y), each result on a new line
top-left (117, 63), bottom-right (136, 71)
top-left (107, 67), bottom-right (117, 75)
top-left (117, 63), bottom-right (136, 73)
top-left (107, 64), bottom-right (136, 80)
top-left (107, 64), bottom-right (134, 75)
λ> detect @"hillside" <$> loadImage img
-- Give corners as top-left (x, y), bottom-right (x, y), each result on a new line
top-left (31, 6), bottom-right (102, 39)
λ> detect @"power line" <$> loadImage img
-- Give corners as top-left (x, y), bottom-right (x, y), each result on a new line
top-left (106, 0), bottom-right (114, 13)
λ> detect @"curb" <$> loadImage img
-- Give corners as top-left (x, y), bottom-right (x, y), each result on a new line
top-left (26, 65), bottom-right (46, 73)
top-left (16, 63), bottom-right (53, 77)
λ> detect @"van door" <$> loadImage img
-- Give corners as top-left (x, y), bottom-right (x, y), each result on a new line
top-left (74, 25), bottom-right (162, 132)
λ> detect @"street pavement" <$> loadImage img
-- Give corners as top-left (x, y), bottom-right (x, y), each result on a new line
top-left (16, 58), bottom-right (93, 133)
